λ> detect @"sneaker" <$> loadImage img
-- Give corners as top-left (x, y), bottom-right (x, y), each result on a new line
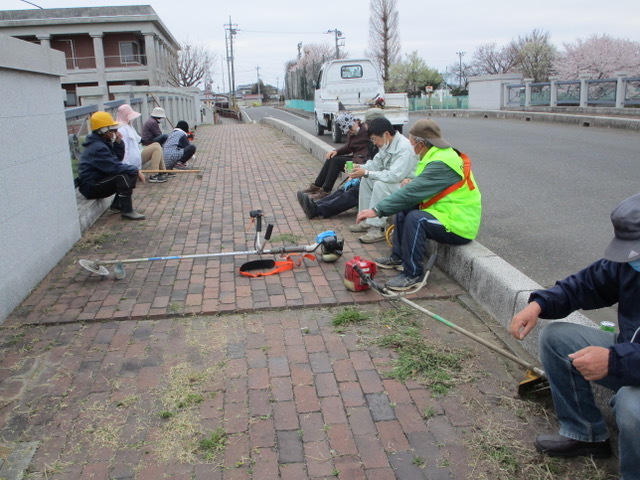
top-left (302, 184), bottom-right (322, 195)
top-left (359, 228), bottom-right (386, 244)
top-left (375, 255), bottom-right (403, 270)
top-left (296, 191), bottom-right (319, 219)
top-left (148, 174), bottom-right (167, 183)
top-left (174, 162), bottom-right (188, 170)
top-left (166, 171), bottom-right (177, 176)
top-left (386, 272), bottom-right (424, 291)
top-left (349, 223), bottom-right (371, 233)
top-left (310, 190), bottom-right (330, 200)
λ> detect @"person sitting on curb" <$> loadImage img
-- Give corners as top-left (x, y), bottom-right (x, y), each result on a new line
top-left (301, 111), bottom-right (371, 200)
top-left (116, 104), bottom-right (168, 184)
top-left (141, 107), bottom-right (168, 147)
top-left (356, 119), bottom-right (482, 290)
top-left (163, 121), bottom-right (196, 171)
top-left (297, 108), bottom-right (384, 221)
top-left (509, 193), bottom-right (640, 479)
top-left (348, 116), bottom-right (416, 244)
top-left (76, 111), bottom-right (145, 220)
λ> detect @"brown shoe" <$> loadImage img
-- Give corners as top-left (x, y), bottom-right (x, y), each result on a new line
top-left (302, 184), bottom-right (322, 194)
top-left (310, 190), bottom-right (330, 200)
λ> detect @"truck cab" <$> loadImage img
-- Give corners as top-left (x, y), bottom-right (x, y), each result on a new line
top-left (313, 58), bottom-right (408, 142)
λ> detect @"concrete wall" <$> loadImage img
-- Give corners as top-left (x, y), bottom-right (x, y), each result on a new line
top-left (468, 74), bottom-right (523, 110)
top-left (0, 34), bottom-right (81, 323)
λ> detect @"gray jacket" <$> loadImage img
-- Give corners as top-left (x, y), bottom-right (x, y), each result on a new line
top-left (361, 133), bottom-right (416, 184)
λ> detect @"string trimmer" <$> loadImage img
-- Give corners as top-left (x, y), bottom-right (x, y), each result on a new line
top-left (78, 210), bottom-right (344, 279)
top-left (352, 264), bottom-right (548, 396)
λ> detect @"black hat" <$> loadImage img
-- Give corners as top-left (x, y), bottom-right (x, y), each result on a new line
top-left (176, 121), bottom-right (189, 133)
top-left (603, 193), bottom-right (640, 262)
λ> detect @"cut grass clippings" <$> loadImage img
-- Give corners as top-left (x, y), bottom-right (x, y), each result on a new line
top-left (154, 363), bottom-right (224, 464)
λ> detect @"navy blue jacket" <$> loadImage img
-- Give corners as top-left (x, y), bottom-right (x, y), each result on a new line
top-left (531, 259), bottom-right (640, 385)
top-left (77, 133), bottom-right (137, 195)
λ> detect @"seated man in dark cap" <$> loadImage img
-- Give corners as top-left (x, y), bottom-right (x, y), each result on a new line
top-left (509, 192), bottom-right (640, 480)
top-left (76, 111), bottom-right (145, 220)
top-left (356, 118), bottom-right (482, 290)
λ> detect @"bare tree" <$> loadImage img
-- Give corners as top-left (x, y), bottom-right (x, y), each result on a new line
top-left (468, 42), bottom-right (519, 76)
top-left (167, 41), bottom-right (215, 88)
top-left (554, 34), bottom-right (640, 79)
top-left (510, 29), bottom-right (557, 82)
top-left (367, 0), bottom-right (401, 82)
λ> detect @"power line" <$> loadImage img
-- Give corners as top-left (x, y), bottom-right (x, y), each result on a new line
top-left (240, 29), bottom-right (327, 35)
top-left (20, 0), bottom-right (43, 8)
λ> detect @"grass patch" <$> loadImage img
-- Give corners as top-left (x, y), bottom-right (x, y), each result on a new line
top-left (268, 233), bottom-right (302, 244)
top-left (376, 326), bottom-right (466, 395)
top-left (199, 427), bottom-right (227, 460)
top-left (75, 227), bottom-right (113, 251)
top-left (331, 307), bottom-right (370, 326)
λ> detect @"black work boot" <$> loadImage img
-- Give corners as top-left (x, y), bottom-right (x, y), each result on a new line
top-left (109, 195), bottom-right (122, 214)
top-left (118, 195), bottom-right (145, 221)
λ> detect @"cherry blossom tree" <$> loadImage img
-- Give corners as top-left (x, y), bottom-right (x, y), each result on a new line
top-left (554, 34), bottom-right (640, 79)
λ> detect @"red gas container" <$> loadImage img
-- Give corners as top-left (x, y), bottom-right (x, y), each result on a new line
top-left (343, 256), bottom-right (377, 291)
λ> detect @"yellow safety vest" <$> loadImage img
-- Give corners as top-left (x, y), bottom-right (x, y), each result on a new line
top-left (418, 148), bottom-right (482, 239)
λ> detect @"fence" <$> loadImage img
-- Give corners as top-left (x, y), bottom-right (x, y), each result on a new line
top-left (505, 74), bottom-right (640, 109)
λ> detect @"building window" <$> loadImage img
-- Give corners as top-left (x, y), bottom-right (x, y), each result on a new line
top-left (58, 39), bottom-right (79, 69)
top-left (119, 41), bottom-right (141, 64)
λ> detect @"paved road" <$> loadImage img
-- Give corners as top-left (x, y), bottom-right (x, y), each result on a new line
top-left (245, 105), bottom-right (640, 325)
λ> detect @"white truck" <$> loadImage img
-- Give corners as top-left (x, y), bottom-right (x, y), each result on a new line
top-left (313, 58), bottom-right (409, 143)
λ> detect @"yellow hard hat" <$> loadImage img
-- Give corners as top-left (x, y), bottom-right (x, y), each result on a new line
top-left (90, 111), bottom-right (119, 133)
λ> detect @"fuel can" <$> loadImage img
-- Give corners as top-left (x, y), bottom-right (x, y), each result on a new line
top-left (343, 256), bottom-right (377, 291)
top-left (599, 321), bottom-right (615, 333)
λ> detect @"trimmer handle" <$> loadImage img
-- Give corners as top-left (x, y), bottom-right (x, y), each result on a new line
top-left (353, 264), bottom-right (386, 293)
top-left (250, 210), bottom-right (263, 231)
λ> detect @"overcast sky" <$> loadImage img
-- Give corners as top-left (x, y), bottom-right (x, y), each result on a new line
top-left (8, 0), bottom-right (640, 90)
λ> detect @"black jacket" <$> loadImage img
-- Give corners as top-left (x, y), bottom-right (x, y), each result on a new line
top-left (77, 133), bottom-right (137, 195)
top-left (531, 259), bottom-right (640, 385)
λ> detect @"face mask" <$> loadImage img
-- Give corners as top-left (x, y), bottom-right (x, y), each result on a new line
top-left (629, 258), bottom-right (640, 272)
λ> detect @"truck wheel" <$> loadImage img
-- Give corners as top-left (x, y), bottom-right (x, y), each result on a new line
top-left (315, 116), bottom-right (325, 136)
top-left (331, 121), bottom-right (342, 143)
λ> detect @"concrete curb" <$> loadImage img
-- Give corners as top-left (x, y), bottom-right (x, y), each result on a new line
top-left (259, 116), bottom-right (597, 363)
top-left (414, 108), bottom-right (640, 131)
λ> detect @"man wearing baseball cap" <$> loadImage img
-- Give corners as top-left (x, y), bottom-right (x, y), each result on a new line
top-left (509, 193), bottom-right (640, 479)
top-left (356, 118), bottom-right (482, 289)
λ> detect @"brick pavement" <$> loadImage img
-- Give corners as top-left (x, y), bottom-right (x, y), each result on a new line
top-left (0, 123), bottom-right (619, 479)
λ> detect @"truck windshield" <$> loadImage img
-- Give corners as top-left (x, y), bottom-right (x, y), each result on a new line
top-left (341, 65), bottom-right (363, 79)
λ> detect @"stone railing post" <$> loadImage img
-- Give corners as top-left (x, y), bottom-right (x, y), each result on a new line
top-left (549, 76), bottom-right (559, 107)
top-left (615, 71), bottom-right (629, 109)
top-left (579, 73), bottom-right (590, 108)
top-left (523, 78), bottom-right (533, 107)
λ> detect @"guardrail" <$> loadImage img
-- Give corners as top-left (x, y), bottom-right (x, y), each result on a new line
top-left (505, 74), bottom-right (640, 109)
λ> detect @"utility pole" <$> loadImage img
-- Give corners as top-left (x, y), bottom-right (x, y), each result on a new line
top-left (256, 65), bottom-right (261, 97)
top-left (456, 51), bottom-right (465, 89)
top-left (325, 28), bottom-right (345, 58)
top-left (225, 17), bottom-right (238, 107)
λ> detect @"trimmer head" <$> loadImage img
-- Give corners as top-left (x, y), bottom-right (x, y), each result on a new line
top-left (517, 369), bottom-right (550, 397)
top-left (78, 259), bottom-right (109, 276)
